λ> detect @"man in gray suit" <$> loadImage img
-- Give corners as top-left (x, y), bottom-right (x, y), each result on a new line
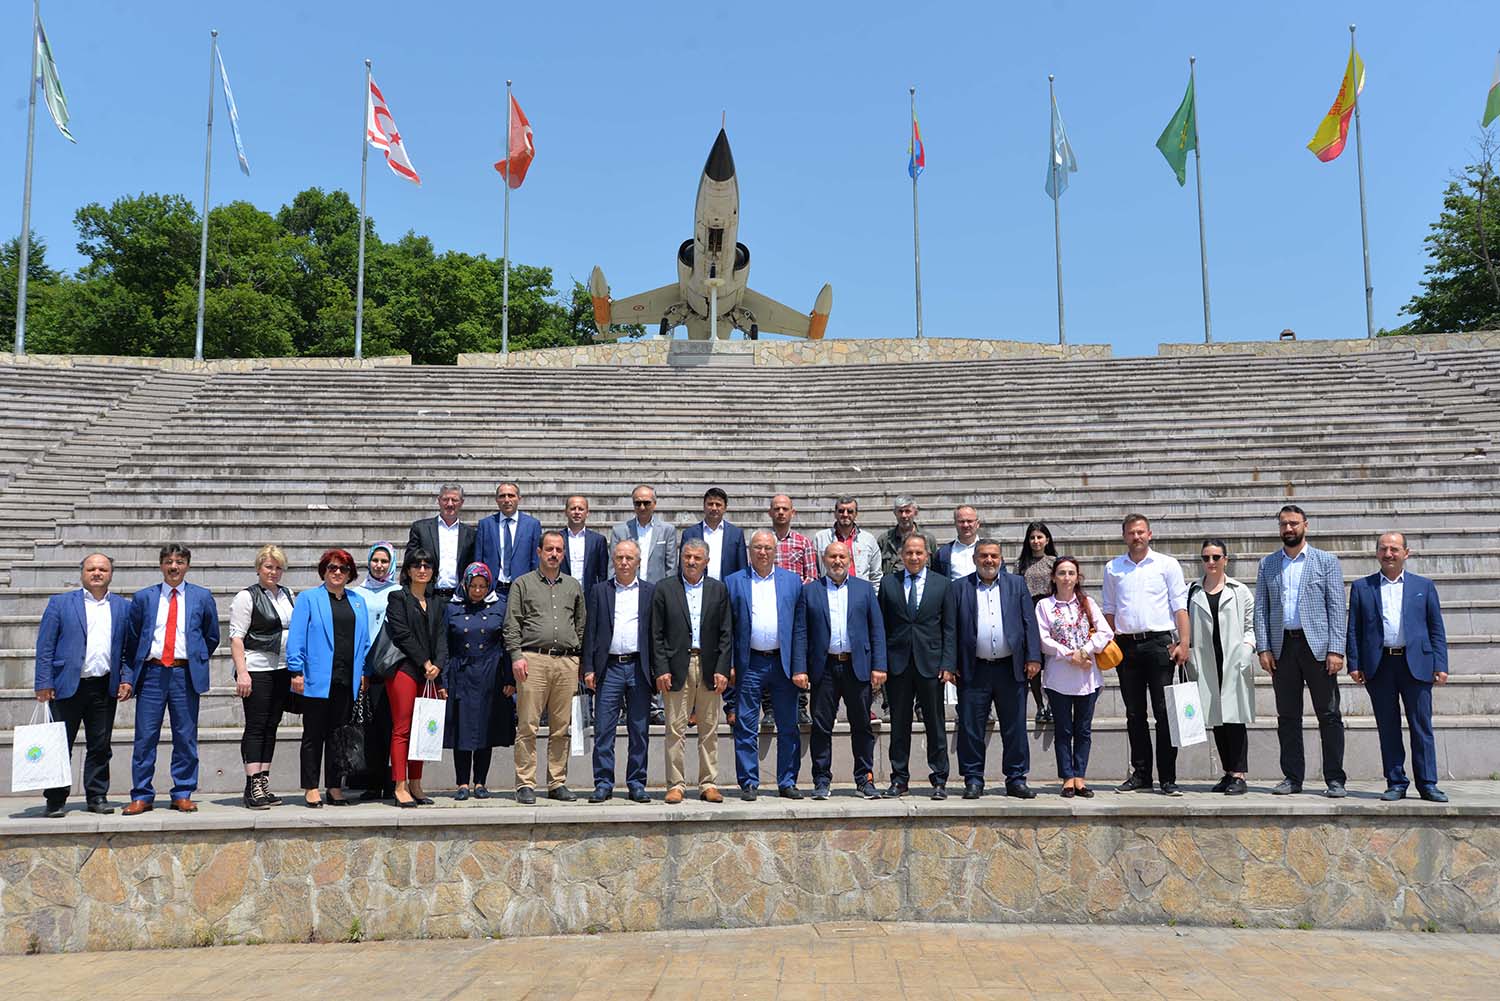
top-left (1254, 504), bottom-right (1349, 798)
top-left (612, 485), bottom-right (678, 584)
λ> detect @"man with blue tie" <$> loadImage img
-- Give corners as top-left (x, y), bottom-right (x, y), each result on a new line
top-left (798, 540), bottom-right (885, 800)
top-left (121, 544), bottom-right (221, 815)
top-left (1347, 532), bottom-right (1449, 803)
top-left (33, 553), bottom-right (135, 817)
top-left (475, 481), bottom-right (543, 608)
top-left (952, 540), bottom-right (1042, 799)
top-left (726, 529), bottom-right (808, 800)
top-left (679, 487), bottom-right (749, 581)
top-left (583, 540), bottom-right (656, 803)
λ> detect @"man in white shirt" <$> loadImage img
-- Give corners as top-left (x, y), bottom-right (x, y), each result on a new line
top-left (612, 484), bottom-right (678, 584)
top-left (561, 495), bottom-right (609, 594)
top-left (935, 505), bottom-right (983, 580)
top-left (583, 541), bottom-right (656, 803)
top-left (680, 487), bottom-right (748, 580)
top-left (406, 483), bottom-right (476, 602)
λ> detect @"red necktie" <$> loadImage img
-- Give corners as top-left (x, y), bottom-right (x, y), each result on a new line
top-left (161, 588), bottom-right (179, 664)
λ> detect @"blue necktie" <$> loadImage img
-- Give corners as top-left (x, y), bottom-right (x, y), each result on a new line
top-left (502, 518), bottom-right (514, 576)
top-left (906, 573), bottom-right (920, 617)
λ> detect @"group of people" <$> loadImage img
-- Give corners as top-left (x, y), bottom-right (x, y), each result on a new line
top-left (30, 484), bottom-right (1451, 815)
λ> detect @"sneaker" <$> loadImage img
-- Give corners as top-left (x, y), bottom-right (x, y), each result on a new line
top-left (1115, 774), bottom-right (1152, 793)
top-left (1225, 776), bottom-right (1248, 796)
top-left (1325, 781), bottom-right (1347, 799)
top-left (1160, 782), bottom-right (1183, 797)
top-left (1271, 779), bottom-right (1302, 796)
top-left (1210, 775), bottom-right (1232, 793)
top-left (811, 785), bottom-right (830, 801)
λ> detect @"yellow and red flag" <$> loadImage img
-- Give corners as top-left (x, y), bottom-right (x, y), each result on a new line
top-left (1307, 42), bottom-right (1365, 162)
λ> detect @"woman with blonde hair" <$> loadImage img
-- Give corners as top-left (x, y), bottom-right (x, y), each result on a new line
top-left (229, 544), bottom-right (295, 809)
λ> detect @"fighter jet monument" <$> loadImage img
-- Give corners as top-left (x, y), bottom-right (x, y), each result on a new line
top-left (589, 129), bottom-right (832, 341)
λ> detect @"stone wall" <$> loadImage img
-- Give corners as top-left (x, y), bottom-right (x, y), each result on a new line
top-left (3, 809), bottom-right (1494, 954)
top-left (1157, 329), bottom-right (1500, 356)
top-left (0, 352), bottom-right (414, 372)
top-left (460, 337), bottom-right (1112, 368)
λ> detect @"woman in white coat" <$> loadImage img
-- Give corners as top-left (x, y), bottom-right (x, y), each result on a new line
top-left (1187, 539), bottom-right (1257, 795)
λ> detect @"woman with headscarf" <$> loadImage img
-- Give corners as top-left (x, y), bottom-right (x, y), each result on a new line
top-left (353, 541), bottom-right (400, 800)
top-left (444, 562), bottom-right (517, 800)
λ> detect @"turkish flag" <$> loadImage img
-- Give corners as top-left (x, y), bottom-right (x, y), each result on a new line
top-left (493, 93), bottom-right (534, 189)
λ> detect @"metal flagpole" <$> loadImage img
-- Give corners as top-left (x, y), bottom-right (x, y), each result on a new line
top-left (501, 79), bottom-right (512, 356)
top-left (1190, 56), bottom-right (1213, 344)
top-left (1349, 24), bottom-right (1375, 339)
top-left (193, 29), bottom-right (218, 362)
top-left (910, 85), bottom-right (923, 340)
top-left (354, 59), bottom-right (371, 361)
top-left (14, 0), bottom-right (40, 356)
top-left (1049, 74), bottom-right (1065, 346)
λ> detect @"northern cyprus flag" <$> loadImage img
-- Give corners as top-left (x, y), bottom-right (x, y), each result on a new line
top-left (1485, 52), bottom-right (1500, 128)
top-left (367, 77), bottom-right (419, 185)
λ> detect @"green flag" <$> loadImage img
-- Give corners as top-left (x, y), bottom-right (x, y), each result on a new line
top-left (1155, 76), bottom-right (1195, 186)
top-left (35, 12), bottom-right (75, 143)
top-left (1484, 53), bottom-right (1500, 128)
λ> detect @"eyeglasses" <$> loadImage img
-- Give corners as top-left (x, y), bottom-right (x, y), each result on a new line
top-left (325, 565), bottom-right (353, 575)
top-left (1201, 554), bottom-right (1225, 563)
top-left (633, 499), bottom-right (654, 507)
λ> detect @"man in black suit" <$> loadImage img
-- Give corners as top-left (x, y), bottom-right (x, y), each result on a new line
top-left (406, 483), bottom-right (476, 603)
top-left (561, 495), bottom-right (610, 595)
top-left (583, 540), bottom-right (655, 803)
top-left (878, 534), bottom-right (956, 799)
top-left (651, 539), bottom-right (733, 804)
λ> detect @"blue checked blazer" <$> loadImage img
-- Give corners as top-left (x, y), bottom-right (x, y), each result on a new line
top-left (1253, 545), bottom-right (1347, 660)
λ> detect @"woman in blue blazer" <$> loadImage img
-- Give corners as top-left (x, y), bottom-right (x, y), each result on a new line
top-left (287, 548), bottom-right (371, 807)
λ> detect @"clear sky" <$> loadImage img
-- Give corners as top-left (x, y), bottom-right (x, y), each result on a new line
top-left (4, 1), bottom-right (1499, 356)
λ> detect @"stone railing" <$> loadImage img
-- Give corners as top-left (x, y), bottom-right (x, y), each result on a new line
top-left (1157, 330), bottom-right (1500, 356)
top-left (0, 353), bottom-right (413, 372)
top-left (460, 337), bottom-right (1113, 368)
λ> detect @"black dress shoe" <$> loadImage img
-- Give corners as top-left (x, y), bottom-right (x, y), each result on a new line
top-left (1006, 783), bottom-right (1037, 800)
top-left (628, 789), bottom-right (650, 803)
top-left (454, 787), bottom-right (471, 802)
top-left (1115, 774), bottom-right (1151, 793)
top-left (44, 803), bottom-right (66, 818)
top-left (856, 782), bottom-right (882, 800)
top-left (930, 785), bottom-right (948, 801)
top-left (1076, 786), bottom-right (1094, 798)
top-left (1210, 775), bottom-right (1232, 793)
top-left (1060, 786), bottom-right (1076, 799)
top-left (515, 787), bottom-right (537, 805)
top-left (588, 788), bottom-right (612, 804)
top-left (882, 783), bottom-right (908, 799)
top-left (304, 797), bottom-right (323, 809)
top-left (395, 796), bottom-right (419, 809)
top-left (473, 786), bottom-right (491, 799)
top-left (1380, 786), bottom-right (1407, 802)
top-left (740, 786), bottom-right (758, 802)
top-left (548, 786), bottom-right (577, 802)
top-left (86, 801), bottom-right (114, 815)
top-left (1225, 777), bottom-right (1247, 796)
top-left (1419, 787), bottom-right (1449, 803)
top-left (962, 783), bottom-right (983, 800)
top-left (778, 786), bottom-right (803, 800)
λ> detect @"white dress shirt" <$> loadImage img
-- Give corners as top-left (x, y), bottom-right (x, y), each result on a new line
top-left (975, 577), bottom-right (1012, 659)
top-left (81, 592), bottom-right (113, 679)
top-left (750, 569), bottom-right (780, 651)
top-left (947, 541), bottom-right (977, 580)
top-left (825, 577), bottom-right (851, 655)
top-left (1379, 572), bottom-right (1405, 648)
top-left (567, 529), bottom-right (587, 580)
top-left (635, 521), bottom-right (655, 570)
top-left (684, 577), bottom-right (704, 648)
top-left (435, 516), bottom-right (461, 590)
top-left (903, 568), bottom-right (927, 609)
top-left (609, 580), bottom-right (641, 655)
top-left (703, 522), bottom-right (726, 579)
top-left (149, 582), bottom-right (188, 663)
top-left (498, 515), bottom-right (519, 583)
top-left (1100, 549), bottom-right (1188, 633)
top-left (228, 586), bottom-right (294, 671)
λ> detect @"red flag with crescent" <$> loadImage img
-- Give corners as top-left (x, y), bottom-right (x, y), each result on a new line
top-left (494, 93), bottom-right (535, 189)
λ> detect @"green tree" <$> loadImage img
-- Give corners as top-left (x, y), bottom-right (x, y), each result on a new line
top-left (0, 233), bottom-right (61, 343)
top-left (1400, 130), bottom-right (1500, 334)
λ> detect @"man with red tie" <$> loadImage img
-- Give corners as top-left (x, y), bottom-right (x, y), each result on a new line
top-left (121, 544), bottom-right (221, 814)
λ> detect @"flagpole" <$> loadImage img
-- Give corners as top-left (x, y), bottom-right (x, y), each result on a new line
top-left (354, 59), bottom-right (371, 362)
top-left (1049, 74), bottom-right (1065, 347)
top-left (14, 0), bottom-right (41, 356)
top-left (1190, 56), bottom-right (1213, 344)
top-left (1349, 24), bottom-right (1375, 339)
top-left (502, 79), bottom-right (512, 356)
top-left (910, 85), bottom-right (923, 340)
top-left (193, 29), bottom-right (218, 362)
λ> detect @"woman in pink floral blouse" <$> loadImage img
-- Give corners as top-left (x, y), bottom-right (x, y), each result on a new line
top-left (1036, 557), bottom-right (1115, 797)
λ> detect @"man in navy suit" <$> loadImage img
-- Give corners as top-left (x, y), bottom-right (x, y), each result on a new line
top-left (798, 540), bottom-right (886, 800)
top-left (583, 540), bottom-right (656, 803)
top-left (33, 553), bottom-right (135, 817)
top-left (952, 540), bottom-right (1043, 799)
top-left (679, 487), bottom-right (749, 581)
top-left (878, 534), bottom-right (956, 799)
top-left (725, 529), bottom-right (808, 799)
top-left (121, 544), bottom-right (221, 814)
top-left (475, 481), bottom-right (543, 604)
top-left (1347, 532), bottom-right (1450, 803)
top-left (561, 495), bottom-right (610, 595)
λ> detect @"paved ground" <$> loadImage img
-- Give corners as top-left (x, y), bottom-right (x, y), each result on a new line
top-left (2, 921), bottom-right (1496, 1000)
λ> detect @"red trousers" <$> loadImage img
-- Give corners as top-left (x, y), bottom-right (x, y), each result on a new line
top-left (387, 671), bottom-right (425, 783)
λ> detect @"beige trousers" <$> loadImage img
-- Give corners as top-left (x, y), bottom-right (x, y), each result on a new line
top-left (663, 654), bottom-right (721, 791)
top-left (514, 652), bottom-right (578, 791)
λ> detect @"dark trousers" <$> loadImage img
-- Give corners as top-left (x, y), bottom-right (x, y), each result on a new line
top-left (809, 657), bottom-right (874, 787)
top-left (885, 668), bottom-right (949, 788)
top-left (240, 669), bottom-right (289, 764)
top-left (45, 676), bottom-right (116, 807)
top-left (956, 659), bottom-right (1029, 786)
top-left (1271, 629), bottom-right (1345, 786)
top-left (1047, 689), bottom-right (1101, 779)
top-left (593, 658), bottom-right (651, 793)
top-left (362, 680), bottom-right (394, 792)
top-left (299, 683), bottom-right (354, 790)
top-left (454, 748), bottom-right (493, 786)
top-left (1367, 651), bottom-right (1436, 791)
top-left (1212, 724), bottom-right (1249, 774)
top-left (131, 663), bottom-right (200, 802)
top-left (1117, 634), bottom-right (1177, 785)
top-left (733, 651), bottom-right (801, 790)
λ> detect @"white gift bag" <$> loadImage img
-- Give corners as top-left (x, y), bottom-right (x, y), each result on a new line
top-left (569, 696), bottom-right (585, 757)
top-left (944, 681), bottom-right (958, 707)
top-left (409, 682), bottom-right (446, 762)
top-left (1166, 678), bottom-right (1208, 748)
top-left (11, 702), bottom-right (72, 792)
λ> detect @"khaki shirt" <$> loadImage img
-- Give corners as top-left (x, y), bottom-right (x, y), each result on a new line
top-left (503, 570), bottom-right (586, 662)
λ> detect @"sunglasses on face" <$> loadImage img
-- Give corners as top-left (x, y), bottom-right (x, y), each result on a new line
top-left (411, 561), bottom-right (434, 570)
top-left (633, 499), bottom-right (654, 506)
top-left (1201, 554), bottom-right (1225, 563)
top-left (326, 565), bottom-right (353, 574)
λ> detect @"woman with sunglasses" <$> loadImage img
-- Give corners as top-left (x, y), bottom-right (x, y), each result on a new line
top-left (1036, 556), bottom-right (1113, 797)
top-left (287, 549), bottom-right (372, 807)
top-left (385, 547), bottom-right (448, 807)
top-left (1187, 539), bottom-right (1257, 795)
top-left (1015, 521), bottom-right (1059, 724)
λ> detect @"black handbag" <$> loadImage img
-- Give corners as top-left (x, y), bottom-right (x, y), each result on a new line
top-left (365, 623), bottom-right (405, 682)
top-left (332, 691), bottom-right (368, 778)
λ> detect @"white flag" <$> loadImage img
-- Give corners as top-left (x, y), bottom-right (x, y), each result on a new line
top-left (367, 77), bottom-right (419, 185)
top-left (35, 12), bottom-right (75, 143)
top-left (217, 48), bottom-right (250, 175)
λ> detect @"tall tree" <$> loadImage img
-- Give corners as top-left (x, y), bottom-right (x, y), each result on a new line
top-left (1400, 130), bottom-right (1500, 334)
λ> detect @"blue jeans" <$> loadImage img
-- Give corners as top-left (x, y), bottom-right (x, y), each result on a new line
top-left (592, 659), bottom-right (651, 793)
top-left (130, 663), bottom-right (200, 802)
top-left (1047, 688), bottom-right (1100, 780)
top-left (734, 651), bottom-right (801, 789)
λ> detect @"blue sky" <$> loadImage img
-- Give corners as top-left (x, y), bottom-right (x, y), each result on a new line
top-left (4, 1), bottom-right (1499, 356)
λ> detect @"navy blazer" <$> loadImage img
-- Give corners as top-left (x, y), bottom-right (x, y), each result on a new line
top-left (584, 578), bottom-right (655, 689)
top-left (1346, 571), bottom-right (1449, 682)
top-left (125, 582), bottom-right (221, 695)
top-left (475, 511), bottom-right (543, 587)
top-left (680, 520), bottom-right (749, 579)
top-left (561, 528), bottom-right (610, 595)
top-left (952, 572), bottom-right (1043, 686)
top-left (34, 589), bottom-right (135, 699)
top-left (796, 575), bottom-right (886, 685)
top-left (878, 569), bottom-right (956, 679)
top-left (725, 567), bottom-right (807, 678)
top-left (286, 586), bottom-right (372, 698)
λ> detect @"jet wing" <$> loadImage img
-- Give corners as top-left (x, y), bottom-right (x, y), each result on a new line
top-left (741, 287), bottom-right (815, 339)
top-left (601, 283), bottom-right (683, 337)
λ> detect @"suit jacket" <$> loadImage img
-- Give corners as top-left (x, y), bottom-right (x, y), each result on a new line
top-left (560, 528), bottom-right (610, 595)
top-left (34, 589), bottom-right (135, 699)
top-left (1253, 544), bottom-right (1347, 660)
top-left (612, 516), bottom-right (678, 584)
top-left (932, 541), bottom-right (1004, 580)
top-left (407, 515), bottom-right (477, 584)
top-left (725, 567), bottom-right (806, 678)
top-left (125, 581), bottom-right (221, 695)
top-left (796, 575), bottom-right (886, 685)
top-left (878, 569), bottom-right (956, 679)
top-left (286, 585), bottom-right (372, 699)
top-left (679, 519), bottom-right (749, 580)
top-left (584, 579), bottom-right (656, 689)
top-left (952, 572), bottom-right (1042, 686)
top-left (475, 511), bottom-right (543, 585)
top-left (384, 587), bottom-right (450, 685)
top-left (650, 575), bottom-right (733, 690)
top-left (1346, 571), bottom-right (1448, 682)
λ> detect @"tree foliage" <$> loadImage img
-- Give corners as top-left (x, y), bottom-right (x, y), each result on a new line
top-left (1399, 130), bottom-right (1500, 335)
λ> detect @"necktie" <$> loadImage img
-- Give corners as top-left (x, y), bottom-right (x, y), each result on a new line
top-left (502, 518), bottom-right (514, 576)
top-left (161, 587), bottom-right (179, 664)
top-left (906, 574), bottom-right (920, 617)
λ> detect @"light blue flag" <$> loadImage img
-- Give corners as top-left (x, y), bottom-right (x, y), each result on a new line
top-left (1044, 93), bottom-right (1077, 200)
top-left (217, 48), bottom-right (250, 175)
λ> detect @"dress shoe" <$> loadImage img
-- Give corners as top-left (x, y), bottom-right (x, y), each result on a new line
top-left (882, 783), bottom-right (908, 799)
top-left (122, 799), bottom-right (153, 816)
top-left (665, 788), bottom-right (685, 805)
top-left (1210, 775), bottom-right (1232, 793)
top-left (588, 788), bottom-right (612, 804)
top-left (303, 796), bottom-right (323, 809)
top-left (1115, 774), bottom-right (1152, 793)
top-left (1060, 786), bottom-right (1076, 799)
top-left (44, 803), bottom-right (66, 818)
top-left (473, 786), bottom-right (491, 799)
top-left (1325, 781), bottom-right (1347, 799)
top-left (962, 783), bottom-right (983, 800)
top-left (455, 787), bottom-right (471, 802)
top-left (740, 786), bottom-right (758, 802)
top-left (1076, 786), bottom-right (1095, 798)
top-left (515, 787), bottom-right (537, 805)
top-left (1419, 787), bottom-right (1449, 803)
top-left (1160, 782), bottom-right (1182, 797)
top-left (86, 800), bottom-right (114, 815)
top-left (548, 786), bottom-right (577, 802)
top-left (797, 707), bottom-right (812, 727)
top-left (1007, 783), bottom-right (1037, 800)
top-left (1271, 779), bottom-right (1302, 796)
top-left (811, 785), bottom-right (830, 801)
top-left (1380, 786), bottom-right (1407, 802)
top-left (395, 796), bottom-right (419, 809)
top-left (628, 788), bottom-right (650, 803)
top-left (778, 786), bottom-right (803, 800)
top-left (1224, 777), bottom-right (1247, 796)
top-left (415, 796), bottom-right (435, 805)
top-left (700, 787), bottom-right (724, 803)
top-left (171, 798), bottom-right (198, 813)
top-left (856, 781), bottom-right (882, 800)
top-left (930, 785), bottom-right (948, 801)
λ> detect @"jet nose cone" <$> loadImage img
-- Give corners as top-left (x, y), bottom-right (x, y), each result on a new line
top-left (704, 129), bottom-right (735, 182)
